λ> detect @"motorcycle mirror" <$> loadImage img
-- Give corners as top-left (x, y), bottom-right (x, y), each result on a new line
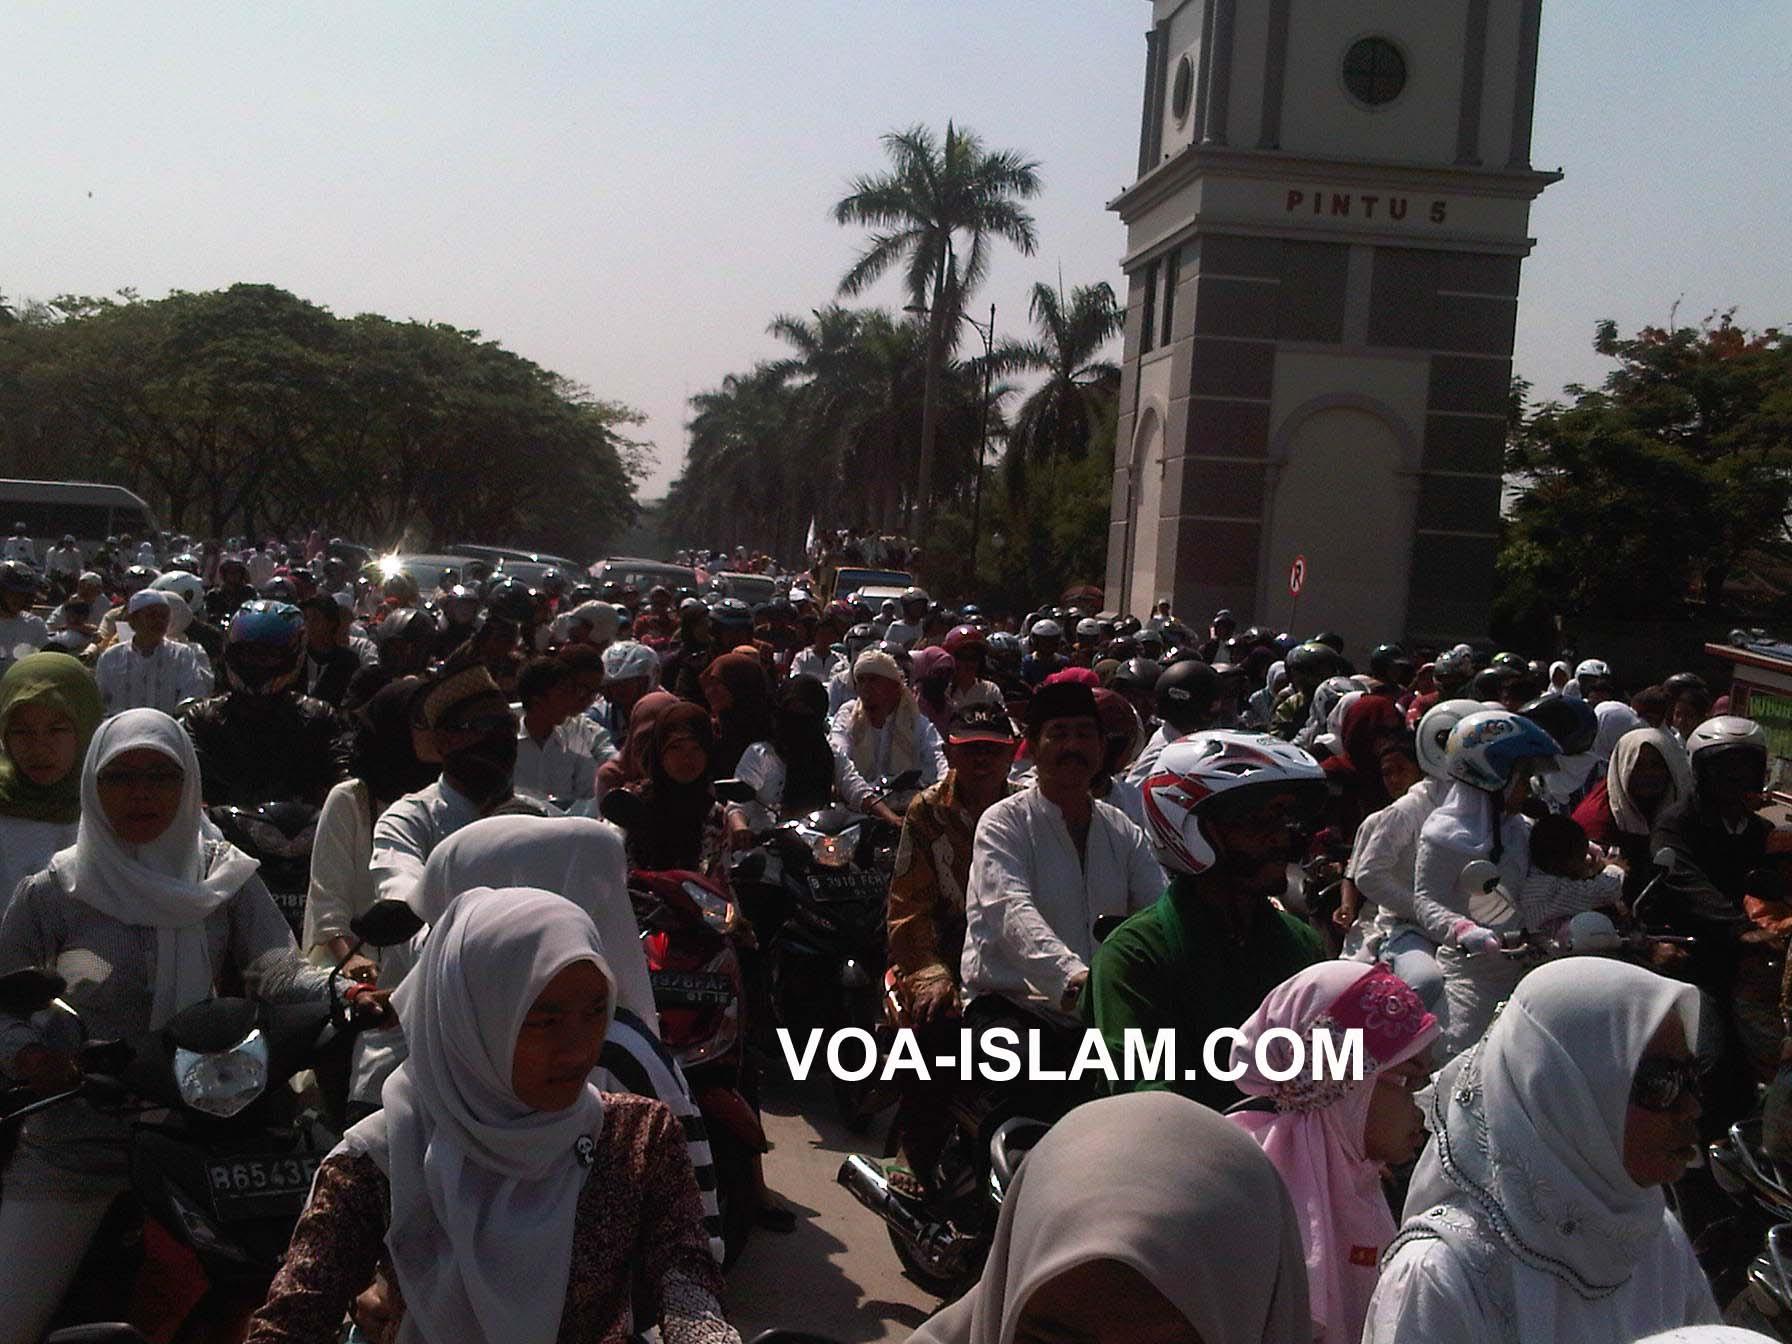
top-left (0, 967), bottom-right (66, 1017)
top-left (350, 899), bottom-right (425, 949)
top-left (713, 777), bottom-right (757, 805)
top-left (599, 788), bottom-right (644, 828)
top-left (1653, 847), bottom-right (1678, 872)
top-left (167, 997), bottom-right (257, 1054)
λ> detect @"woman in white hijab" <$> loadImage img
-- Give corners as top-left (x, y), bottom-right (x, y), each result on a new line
top-left (416, 815), bottom-right (728, 1266)
top-left (1365, 959), bottom-right (1719, 1344)
top-left (247, 886), bottom-right (733, 1344)
top-left (0, 708), bottom-right (337, 1343)
top-left (909, 1090), bottom-right (1311, 1344)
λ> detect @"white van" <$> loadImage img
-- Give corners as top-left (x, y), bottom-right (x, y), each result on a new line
top-left (0, 479), bottom-right (157, 559)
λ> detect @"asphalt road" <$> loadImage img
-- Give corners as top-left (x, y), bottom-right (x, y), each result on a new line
top-left (725, 1074), bottom-right (942, 1342)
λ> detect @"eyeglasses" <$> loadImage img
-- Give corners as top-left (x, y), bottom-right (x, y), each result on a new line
top-left (1630, 1056), bottom-right (1710, 1112)
top-left (96, 767), bottom-right (186, 791)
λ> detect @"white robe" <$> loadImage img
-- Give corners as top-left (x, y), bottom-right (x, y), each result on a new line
top-left (1366, 1208), bottom-right (1718, 1344)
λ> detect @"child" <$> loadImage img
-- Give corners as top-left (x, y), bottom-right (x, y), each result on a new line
top-left (1516, 813), bottom-right (1626, 937)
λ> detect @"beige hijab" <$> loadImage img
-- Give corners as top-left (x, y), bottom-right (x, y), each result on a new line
top-left (909, 1091), bottom-right (1310, 1344)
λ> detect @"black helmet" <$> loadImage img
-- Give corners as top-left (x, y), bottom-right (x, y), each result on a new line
top-left (985, 631), bottom-right (1023, 669)
top-left (1311, 631), bottom-right (1345, 654)
top-left (712, 598), bottom-right (753, 629)
top-left (537, 567), bottom-right (567, 596)
top-left (1369, 642), bottom-right (1411, 683)
top-left (0, 561), bottom-right (40, 597)
top-left (1154, 659), bottom-right (1221, 733)
top-left (900, 587), bottom-right (930, 609)
top-left (1491, 651), bottom-right (1528, 675)
top-left (1112, 657), bottom-right (1164, 696)
top-left (1662, 671), bottom-right (1710, 700)
top-left (381, 606), bottom-right (439, 646)
top-left (1284, 641), bottom-right (1341, 686)
top-left (485, 578), bottom-right (534, 624)
top-left (1519, 693), bottom-right (1600, 757)
top-left (260, 575), bottom-right (297, 603)
top-left (123, 564), bottom-right (159, 591)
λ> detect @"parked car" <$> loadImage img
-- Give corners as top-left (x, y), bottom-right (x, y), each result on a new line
top-left (590, 555), bottom-right (701, 592)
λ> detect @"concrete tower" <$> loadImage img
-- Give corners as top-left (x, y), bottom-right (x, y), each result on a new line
top-left (1105, 0), bottom-right (1558, 651)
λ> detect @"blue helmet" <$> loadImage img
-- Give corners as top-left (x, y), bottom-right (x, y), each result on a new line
top-left (224, 600), bottom-right (305, 693)
top-left (1444, 710), bottom-right (1561, 792)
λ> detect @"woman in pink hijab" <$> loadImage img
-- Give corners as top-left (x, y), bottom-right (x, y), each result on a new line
top-left (1229, 962), bottom-right (1439, 1344)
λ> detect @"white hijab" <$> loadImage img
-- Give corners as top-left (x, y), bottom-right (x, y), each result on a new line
top-left (415, 814), bottom-right (656, 1034)
top-left (340, 886), bottom-right (615, 1344)
top-left (909, 1091), bottom-right (1310, 1344)
top-left (49, 708), bottom-right (259, 1028)
top-left (1393, 960), bottom-right (1700, 1338)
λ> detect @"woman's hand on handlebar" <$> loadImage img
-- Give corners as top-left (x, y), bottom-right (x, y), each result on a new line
top-left (342, 983), bottom-right (397, 1029)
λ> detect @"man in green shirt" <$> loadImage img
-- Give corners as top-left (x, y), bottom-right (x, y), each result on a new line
top-left (1084, 730), bottom-right (1329, 1110)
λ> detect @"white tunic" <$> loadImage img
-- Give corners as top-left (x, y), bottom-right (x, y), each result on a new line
top-left (827, 701), bottom-right (947, 810)
top-left (960, 786), bottom-right (1165, 1020)
top-left (0, 612), bottom-right (49, 667)
top-left (94, 639), bottom-right (212, 715)
top-left (1365, 1208), bottom-right (1719, 1344)
top-left (789, 646), bottom-right (847, 683)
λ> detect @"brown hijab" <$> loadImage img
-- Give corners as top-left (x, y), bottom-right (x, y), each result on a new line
top-left (596, 689), bottom-right (678, 796)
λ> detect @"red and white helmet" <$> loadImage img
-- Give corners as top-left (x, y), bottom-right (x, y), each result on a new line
top-left (1141, 731), bottom-right (1326, 876)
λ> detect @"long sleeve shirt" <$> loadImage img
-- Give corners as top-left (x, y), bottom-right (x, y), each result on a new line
top-left (95, 639), bottom-right (212, 715)
top-left (730, 741), bottom-right (856, 831)
top-left (827, 702), bottom-right (947, 811)
top-left (887, 775), bottom-right (1018, 991)
top-left (959, 787), bottom-right (1165, 1021)
top-left (0, 853), bottom-right (328, 1196)
top-left (243, 1094), bottom-right (734, 1344)
top-left (301, 778), bottom-right (378, 963)
top-left (1351, 778), bottom-right (1460, 948)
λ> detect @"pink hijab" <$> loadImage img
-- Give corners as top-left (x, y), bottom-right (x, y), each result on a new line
top-left (1228, 963), bottom-right (1438, 1344)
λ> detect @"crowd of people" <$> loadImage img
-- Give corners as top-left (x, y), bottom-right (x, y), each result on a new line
top-left (0, 524), bottom-right (1783, 1343)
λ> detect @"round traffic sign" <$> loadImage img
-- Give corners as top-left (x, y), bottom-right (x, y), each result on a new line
top-left (1288, 555), bottom-right (1307, 597)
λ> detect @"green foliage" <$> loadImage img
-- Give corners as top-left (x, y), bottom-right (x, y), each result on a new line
top-left (0, 283), bottom-right (646, 555)
top-left (1497, 313), bottom-right (1792, 640)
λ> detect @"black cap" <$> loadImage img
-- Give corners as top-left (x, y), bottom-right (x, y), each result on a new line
top-left (947, 702), bottom-right (1017, 745)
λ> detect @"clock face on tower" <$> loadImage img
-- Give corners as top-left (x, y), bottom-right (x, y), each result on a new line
top-left (1342, 36), bottom-right (1407, 108)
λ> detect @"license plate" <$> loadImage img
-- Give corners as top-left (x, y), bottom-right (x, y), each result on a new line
top-left (651, 969), bottom-right (734, 1007)
top-left (206, 1152), bottom-right (321, 1221)
top-left (811, 870), bottom-right (886, 904)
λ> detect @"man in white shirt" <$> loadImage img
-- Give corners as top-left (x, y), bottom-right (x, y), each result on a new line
top-left (829, 648), bottom-right (946, 810)
top-left (44, 536), bottom-right (82, 588)
top-left (2, 524), bottom-right (35, 566)
top-left (512, 657), bottom-right (600, 803)
top-left (94, 590), bottom-right (212, 715)
top-left (960, 681), bottom-right (1164, 1027)
top-left (883, 588), bottom-right (929, 650)
top-left (789, 605), bottom-right (849, 684)
top-left (0, 562), bottom-right (50, 670)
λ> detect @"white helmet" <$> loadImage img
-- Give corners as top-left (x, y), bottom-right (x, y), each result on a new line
top-left (1443, 709), bottom-right (1561, 792)
top-left (1075, 617), bottom-right (1101, 639)
top-left (1686, 715), bottom-right (1768, 769)
top-left (1141, 731), bottom-right (1326, 876)
top-left (1574, 658), bottom-right (1611, 681)
top-left (1031, 619), bottom-right (1063, 641)
top-left (1415, 698), bottom-right (1486, 782)
top-left (601, 638), bottom-right (660, 684)
top-left (150, 569), bottom-right (206, 610)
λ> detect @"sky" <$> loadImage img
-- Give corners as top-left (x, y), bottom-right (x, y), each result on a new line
top-left (4, 2), bottom-right (1788, 499)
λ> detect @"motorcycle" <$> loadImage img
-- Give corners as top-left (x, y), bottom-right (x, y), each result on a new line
top-left (0, 899), bottom-right (421, 1343)
top-left (1707, 1119), bottom-right (1792, 1333)
top-left (599, 784), bottom-right (765, 1268)
top-left (205, 801), bottom-right (319, 942)
top-left (735, 770), bottom-right (919, 1129)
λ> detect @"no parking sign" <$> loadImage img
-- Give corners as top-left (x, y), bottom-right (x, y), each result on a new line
top-left (1288, 554), bottom-right (1307, 597)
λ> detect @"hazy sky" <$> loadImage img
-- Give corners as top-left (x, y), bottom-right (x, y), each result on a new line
top-left (5, 2), bottom-right (1787, 498)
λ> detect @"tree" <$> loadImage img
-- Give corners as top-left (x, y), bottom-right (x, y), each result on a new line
top-left (1498, 313), bottom-right (1792, 637)
top-left (991, 280), bottom-right (1123, 494)
top-left (833, 123), bottom-right (1040, 521)
top-left (0, 283), bottom-right (647, 553)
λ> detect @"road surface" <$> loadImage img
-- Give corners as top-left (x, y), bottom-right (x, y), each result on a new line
top-left (726, 1074), bottom-right (941, 1342)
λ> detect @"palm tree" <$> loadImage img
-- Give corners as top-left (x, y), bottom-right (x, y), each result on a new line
top-left (994, 281), bottom-right (1123, 492)
top-left (833, 122), bottom-right (1041, 521)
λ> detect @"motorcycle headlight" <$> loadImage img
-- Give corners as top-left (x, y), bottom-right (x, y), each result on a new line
top-left (174, 1027), bottom-right (269, 1118)
top-left (681, 880), bottom-right (733, 933)
top-left (812, 834), bottom-right (853, 869)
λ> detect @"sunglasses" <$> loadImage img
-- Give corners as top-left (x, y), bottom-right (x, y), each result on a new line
top-left (1630, 1056), bottom-right (1711, 1113)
